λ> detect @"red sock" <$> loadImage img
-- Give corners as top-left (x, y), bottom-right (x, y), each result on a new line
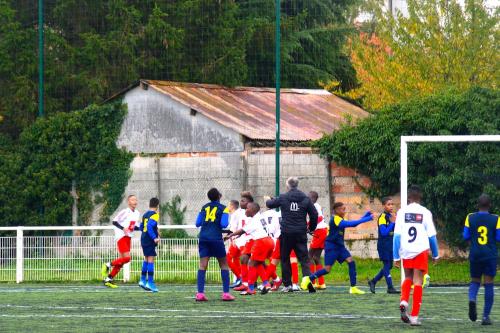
top-left (248, 266), bottom-right (258, 286)
top-left (310, 264), bottom-right (316, 274)
top-left (317, 264), bottom-right (325, 285)
top-left (411, 285), bottom-right (423, 316)
top-left (401, 278), bottom-right (413, 303)
top-left (110, 256), bottom-right (130, 278)
top-left (267, 263), bottom-right (277, 280)
top-left (227, 255), bottom-right (241, 278)
top-left (110, 265), bottom-right (122, 278)
top-left (241, 264), bottom-right (248, 284)
top-left (291, 262), bottom-right (299, 284)
top-left (257, 264), bottom-right (269, 283)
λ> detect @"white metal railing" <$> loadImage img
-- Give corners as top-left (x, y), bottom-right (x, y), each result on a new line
top-left (0, 225), bottom-right (230, 283)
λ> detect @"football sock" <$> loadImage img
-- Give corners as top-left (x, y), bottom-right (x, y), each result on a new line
top-left (310, 264), bottom-right (316, 275)
top-left (141, 261), bottom-right (148, 279)
top-left (310, 268), bottom-right (328, 282)
top-left (221, 269), bottom-right (230, 293)
top-left (316, 265), bottom-right (325, 285)
top-left (291, 262), bottom-right (299, 284)
top-left (383, 261), bottom-right (393, 288)
top-left (241, 264), bottom-right (248, 283)
top-left (147, 262), bottom-right (154, 283)
top-left (266, 263), bottom-right (277, 280)
top-left (401, 278), bottom-right (413, 303)
top-left (232, 257), bottom-right (241, 278)
top-left (348, 261), bottom-right (356, 287)
top-left (483, 283), bottom-right (494, 318)
top-left (197, 269), bottom-right (206, 293)
top-left (469, 281), bottom-right (480, 302)
top-left (411, 285), bottom-right (422, 316)
top-left (248, 266), bottom-right (258, 291)
top-left (257, 264), bottom-right (269, 284)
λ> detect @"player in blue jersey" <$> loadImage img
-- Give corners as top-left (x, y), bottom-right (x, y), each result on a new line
top-left (195, 188), bottom-right (235, 302)
top-left (301, 202), bottom-right (373, 294)
top-left (463, 194), bottom-right (499, 325)
top-left (368, 197), bottom-right (398, 294)
top-left (139, 197), bottom-right (160, 292)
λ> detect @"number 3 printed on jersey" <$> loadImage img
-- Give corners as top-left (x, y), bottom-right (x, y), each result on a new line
top-left (477, 226), bottom-right (488, 245)
top-left (408, 226), bottom-right (417, 243)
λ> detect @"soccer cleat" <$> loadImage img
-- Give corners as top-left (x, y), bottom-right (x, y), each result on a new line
top-left (387, 287), bottom-right (399, 294)
top-left (315, 284), bottom-right (327, 290)
top-left (104, 280), bottom-right (118, 289)
top-left (400, 301), bottom-right (410, 323)
top-left (101, 263), bottom-right (111, 279)
top-left (349, 286), bottom-right (365, 294)
top-left (234, 284), bottom-right (248, 292)
top-left (468, 301), bottom-right (477, 322)
top-left (300, 276), bottom-right (312, 291)
top-left (423, 274), bottom-right (430, 288)
top-left (292, 284), bottom-right (300, 292)
top-left (195, 292), bottom-right (208, 302)
top-left (270, 279), bottom-right (282, 291)
top-left (281, 286), bottom-right (293, 293)
top-left (230, 278), bottom-right (242, 289)
top-left (146, 282), bottom-right (158, 293)
top-left (240, 289), bottom-right (256, 295)
top-left (409, 316), bottom-right (421, 326)
top-left (368, 279), bottom-right (376, 293)
top-left (138, 278), bottom-right (150, 291)
top-left (257, 284), bottom-right (264, 291)
top-left (481, 317), bottom-right (492, 325)
top-left (221, 292), bottom-right (235, 301)
top-left (261, 285), bottom-right (271, 295)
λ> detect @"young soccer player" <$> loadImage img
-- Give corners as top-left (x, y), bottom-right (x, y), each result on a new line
top-left (368, 196), bottom-right (398, 294)
top-left (301, 202), bottom-right (373, 294)
top-left (262, 196), bottom-right (283, 291)
top-left (102, 195), bottom-right (141, 288)
top-left (139, 197), bottom-right (160, 292)
top-left (308, 191), bottom-right (327, 290)
top-left (227, 202), bottom-right (274, 295)
top-left (233, 192), bottom-right (255, 293)
top-left (195, 188), bottom-right (235, 302)
top-left (393, 185), bottom-right (439, 326)
top-left (226, 200), bottom-right (242, 288)
top-left (463, 194), bottom-right (499, 325)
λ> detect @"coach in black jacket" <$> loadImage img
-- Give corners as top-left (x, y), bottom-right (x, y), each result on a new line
top-left (266, 177), bottom-right (318, 292)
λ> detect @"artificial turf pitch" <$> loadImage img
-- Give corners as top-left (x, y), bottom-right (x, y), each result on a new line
top-left (0, 284), bottom-right (498, 332)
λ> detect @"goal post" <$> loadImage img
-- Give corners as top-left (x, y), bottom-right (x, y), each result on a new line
top-left (399, 135), bottom-right (500, 283)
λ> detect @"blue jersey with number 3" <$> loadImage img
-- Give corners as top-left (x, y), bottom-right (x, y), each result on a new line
top-left (197, 201), bottom-right (229, 241)
top-left (465, 212), bottom-right (500, 261)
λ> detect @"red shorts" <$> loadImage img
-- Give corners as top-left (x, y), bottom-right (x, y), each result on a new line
top-left (242, 239), bottom-right (254, 255)
top-left (251, 237), bottom-right (274, 262)
top-left (310, 228), bottom-right (328, 249)
top-left (402, 251), bottom-right (428, 272)
top-left (271, 239), bottom-right (296, 260)
top-left (228, 243), bottom-right (242, 258)
top-left (117, 236), bottom-right (131, 253)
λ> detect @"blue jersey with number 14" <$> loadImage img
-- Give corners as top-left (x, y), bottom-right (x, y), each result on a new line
top-left (464, 212), bottom-right (500, 261)
top-left (196, 201), bottom-right (229, 241)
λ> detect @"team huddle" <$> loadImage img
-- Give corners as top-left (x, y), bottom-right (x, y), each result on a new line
top-left (101, 181), bottom-right (499, 327)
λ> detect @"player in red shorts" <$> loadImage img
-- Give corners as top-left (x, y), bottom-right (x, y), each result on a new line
top-left (226, 200), bottom-right (243, 287)
top-left (308, 191), bottom-right (327, 290)
top-left (233, 191), bottom-right (254, 292)
top-left (102, 195), bottom-right (141, 288)
top-left (261, 198), bottom-right (282, 291)
top-left (227, 202), bottom-right (274, 295)
top-left (393, 185), bottom-right (439, 326)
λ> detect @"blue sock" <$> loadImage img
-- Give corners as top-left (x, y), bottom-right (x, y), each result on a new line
top-left (373, 268), bottom-right (384, 283)
top-left (469, 281), bottom-right (480, 302)
top-left (383, 261), bottom-right (394, 288)
top-left (310, 268), bottom-right (328, 282)
top-left (221, 269), bottom-right (230, 293)
top-left (197, 270), bottom-right (206, 293)
top-left (147, 262), bottom-right (154, 283)
top-left (141, 261), bottom-right (148, 280)
top-left (348, 261), bottom-right (356, 287)
top-left (483, 283), bottom-right (494, 318)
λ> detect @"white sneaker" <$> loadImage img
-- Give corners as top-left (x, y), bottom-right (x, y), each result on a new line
top-left (409, 316), bottom-right (421, 326)
top-left (292, 284), bottom-right (300, 292)
top-left (400, 301), bottom-right (410, 324)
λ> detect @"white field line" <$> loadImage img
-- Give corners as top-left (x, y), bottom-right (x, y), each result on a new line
top-left (0, 304), bottom-right (469, 322)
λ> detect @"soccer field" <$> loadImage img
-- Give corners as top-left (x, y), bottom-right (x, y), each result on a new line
top-left (0, 284), bottom-right (498, 332)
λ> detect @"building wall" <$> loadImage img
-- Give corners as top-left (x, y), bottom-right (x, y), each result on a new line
top-left (117, 86), bottom-right (244, 153)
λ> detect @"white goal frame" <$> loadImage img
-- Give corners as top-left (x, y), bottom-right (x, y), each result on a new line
top-left (399, 135), bottom-right (500, 282)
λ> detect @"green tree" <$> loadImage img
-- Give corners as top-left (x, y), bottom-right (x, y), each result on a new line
top-left (314, 87), bottom-right (500, 248)
top-left (349, 0), bottom-right (499, 110)
top-left (161, 195), bottom-right (189, 239)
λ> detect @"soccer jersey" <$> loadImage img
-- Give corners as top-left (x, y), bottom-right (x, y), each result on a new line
top-left (465, 212), bottom-right (500, 261)
top-left (325, 215), bottom-right (346, 246)
top-left (113, 207), bottom-right (141, 241)
top-left (234, 208), bottom-right (250, 247)
top-left (377, 211), bottom-right (395, 260)
top-left (140, 210), bottom-right (159, 247)
top-left (394, 203), bottom-right (437, 259)
top-left (262, 209), bottom-right (281, 239)
top-left (243, 212), bottom-right (269, 240)
top-left (314, 203), bottom-right (327, 229)
top-left (197, 201), bottom-right (229, 241)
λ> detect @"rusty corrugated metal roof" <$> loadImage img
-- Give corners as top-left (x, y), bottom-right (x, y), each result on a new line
top-left (143, 80), bottom-right (368, 141)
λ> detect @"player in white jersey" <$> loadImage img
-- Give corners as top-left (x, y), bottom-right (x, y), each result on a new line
top-left (393, 185), bottom-right (439, 326)
top-left (226, 200), bottom-right (243, 287)
top-left (233, 192), bottom-right (254, 292)
top-left (101, 195), bottom-right (141, 288)
top-left (261, 201), bottom-right (283, 291)
top-left (226, 202), bottom-right (274, 295)
top-left (307, 191), bottom-right (327, 289)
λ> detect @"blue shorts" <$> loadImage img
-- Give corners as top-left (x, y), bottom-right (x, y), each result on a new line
top-left (199, 240), bottom-right (226, 258)
top-left (470, 258), bottom-right (497, 278)
top-left (324, 242), bottom-right (351, 266)
top-left (142, 244), bottom-right (157, 257)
